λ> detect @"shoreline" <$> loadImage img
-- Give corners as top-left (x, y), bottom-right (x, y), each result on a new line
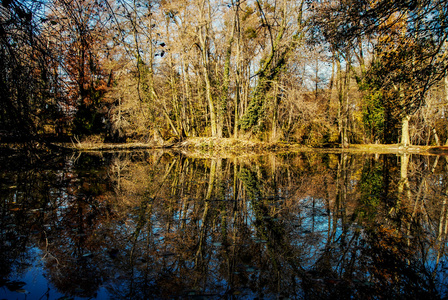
top-left (47, 137), bottom-right (437, 155)
top-left (2, 138), bottom-right (445, 155)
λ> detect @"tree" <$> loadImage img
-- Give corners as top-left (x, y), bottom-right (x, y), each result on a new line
top-left (239, 0), bottom-right (306, 137)
top-left (312, 0), bottom-right (448, 145)
top-left (47, 0), bottom-right (114, 137)
top-left (0, 0), bottom-right (60, 141)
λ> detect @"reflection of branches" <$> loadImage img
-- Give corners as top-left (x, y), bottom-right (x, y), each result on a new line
top-left (129, 157), bottom-right (178, 262)
top-left (40, 231), bottom-right (62, 277)
top-left (17, 151), bottom-right (448, 298)
top-left (109, 154), bottom-right (130, 192)
top-left (69, 151), bottom-right (82, 165)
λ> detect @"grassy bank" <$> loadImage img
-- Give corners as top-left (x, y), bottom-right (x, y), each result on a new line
top-left (50, 137), bottom-right (438, 155)
top-left (53, 137), bottom-right (305, 152)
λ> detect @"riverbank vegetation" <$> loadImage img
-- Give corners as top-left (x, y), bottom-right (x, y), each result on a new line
top-left (1, 0), bottom-right (447, 150)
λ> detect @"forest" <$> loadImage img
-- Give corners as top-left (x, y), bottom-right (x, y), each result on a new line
top-left (1, 0), bottom-right (448, 147)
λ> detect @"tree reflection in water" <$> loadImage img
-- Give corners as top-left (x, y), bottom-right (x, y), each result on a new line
top-left (1, 151), bottom-right (448, 299)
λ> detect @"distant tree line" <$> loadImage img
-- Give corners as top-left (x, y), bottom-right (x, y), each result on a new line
top-left (1, 0), bottom-right (447, 146)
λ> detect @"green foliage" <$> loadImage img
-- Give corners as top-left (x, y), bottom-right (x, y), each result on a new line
top-left (361, 89), bottom-right (385, 143)
top-left (359, 59), bottom-right (401, 144)
top-left (73, 103), bottom-right (104, 136)
top-left (242, 6), bottom-right (254, 21)
top-left (73, 83), bottom-right (108, 136)
top-left (239, 79), bottom-right (268, 132)
top-left (295, 121), bottom-right (337, 147)
top-left (245, 27), bottom-right (257, 39)
top-left (137, 57), bottom-right (152, 99)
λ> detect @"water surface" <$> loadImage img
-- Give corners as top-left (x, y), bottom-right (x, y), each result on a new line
top-left (1, 150), bottom-right (448, 299)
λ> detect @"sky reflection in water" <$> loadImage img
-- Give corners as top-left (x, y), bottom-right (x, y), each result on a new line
top-left (1, 151), bottom-right (448, 299)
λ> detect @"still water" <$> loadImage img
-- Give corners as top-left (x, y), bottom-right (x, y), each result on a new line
top-left (1, 150), bottom-right (448, 299)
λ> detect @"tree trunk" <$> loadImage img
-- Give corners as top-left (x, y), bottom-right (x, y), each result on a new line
top-left (219, 7), bottom-right (236, 138)
top-left (336, 54), bottom-right (349, 148)
top-left (198, 0), bottom-right (217, 137)
top-left (271, 81), bottom-right (279, 141)
top-left (234, 4), bottom-right (242, 139)
top-left (401, 114), bottom-right (411, 146)
top-left (181, 55), bottom-right (193, 137)
top-left (445, 75), bottom-right (448, 145)
top-left (432, 127), bottom-right (441, 146)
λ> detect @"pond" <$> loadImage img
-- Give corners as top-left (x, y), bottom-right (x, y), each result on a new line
top-left (1, 150), bottom-right (448, 299)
